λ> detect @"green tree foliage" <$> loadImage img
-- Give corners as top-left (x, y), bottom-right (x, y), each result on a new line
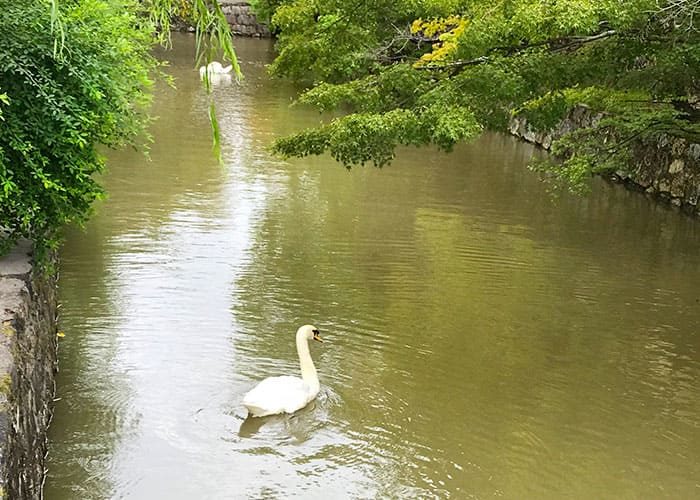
top-left (248, 0), bottom-right (285, 25)
top-left (269, 0), bottom-right (699, 188)
top-left (0, 0), bottom-right (239, 255)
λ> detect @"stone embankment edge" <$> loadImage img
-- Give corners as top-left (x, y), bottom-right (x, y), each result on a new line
top-left (220, 1), bottom-right (271, 37)
top-left (0, 241), bottom-right (58, 499)
top-left (172, 1), bottom-right (272, 37)
top-left (510, 106), bottom-right (700, 216)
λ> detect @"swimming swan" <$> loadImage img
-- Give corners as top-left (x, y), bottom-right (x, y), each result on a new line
top-left (199, 61), bottom-right (233, 79)
top-left (243, 325), bottom-right (324, 417)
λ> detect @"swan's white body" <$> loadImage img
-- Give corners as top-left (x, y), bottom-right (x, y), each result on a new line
top-left (199, 61), bottom-right (233, 78)
top-left (243, 325), bottom-right (323, 418)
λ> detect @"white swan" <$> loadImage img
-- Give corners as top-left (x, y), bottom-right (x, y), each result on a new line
top-left (199, 61), bottom-right (233, 79)
top-left (243, 325), bottom-right (324, 417)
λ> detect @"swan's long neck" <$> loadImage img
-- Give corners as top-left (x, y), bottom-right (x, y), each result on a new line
top-left (296, 332), bottom-right (319, 393)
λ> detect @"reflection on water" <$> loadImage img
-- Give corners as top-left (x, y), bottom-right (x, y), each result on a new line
top-left (46, 35), bottom-right (700, 499)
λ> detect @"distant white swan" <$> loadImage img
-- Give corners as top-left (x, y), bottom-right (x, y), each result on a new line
top-left (199, 61), bottom-right (233, 79)
top-left (243, 325), bottom-right (324, 417)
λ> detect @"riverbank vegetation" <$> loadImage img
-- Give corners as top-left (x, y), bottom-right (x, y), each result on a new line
top-left (263, 0), bottom-right (699, 190)
top-left (2, 1), bottom-right (698, 257)
top-left (0, 0), bottom-right (237, 256)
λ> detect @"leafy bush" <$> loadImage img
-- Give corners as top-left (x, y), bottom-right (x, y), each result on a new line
top-left (0, 0), bottom-right (239, 256)
top-left (0, 0), bottom-right (160, 254)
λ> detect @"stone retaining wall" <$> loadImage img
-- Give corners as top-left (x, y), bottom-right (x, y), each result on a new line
top-left (220, 1), bottom-right (271, 37)
top-left (0, 241), bottom-right (57, 499)
top-left (510, 106), bottom-right (700, 215)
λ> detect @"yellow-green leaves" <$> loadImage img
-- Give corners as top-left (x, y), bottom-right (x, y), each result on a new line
top-left (411, 15), bottom-right (467, 68)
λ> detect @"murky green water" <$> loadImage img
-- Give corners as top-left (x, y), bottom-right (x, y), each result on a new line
top-left (46, 35), bottom-right (700, 499)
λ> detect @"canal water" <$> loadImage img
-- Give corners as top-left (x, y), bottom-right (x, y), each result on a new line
top-left (46, 35), bottom-right (700, 498)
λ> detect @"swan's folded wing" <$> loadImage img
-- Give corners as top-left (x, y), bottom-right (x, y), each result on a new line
top-left (243, 376), bottom-right (310, 416)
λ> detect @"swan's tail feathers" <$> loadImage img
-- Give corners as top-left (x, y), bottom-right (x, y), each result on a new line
top-left (222, 65), bottom-right (233, 74)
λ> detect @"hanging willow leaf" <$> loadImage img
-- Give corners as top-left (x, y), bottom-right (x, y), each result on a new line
top-left (145, 1), bottom-right (244, 163)
top-left (146, 0), bottom-right (242, 163)
top-left (194, 0), bottom-right (242, 163)
top-left (48, 0), bottom-right (66, 59)
top-left (209, 101), bottom-right (222, 161)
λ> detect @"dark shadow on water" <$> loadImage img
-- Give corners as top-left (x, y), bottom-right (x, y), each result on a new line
top-left (238, 413), bottom-right (281, 438)
top-left (238, 401), bottom-right (321, 441)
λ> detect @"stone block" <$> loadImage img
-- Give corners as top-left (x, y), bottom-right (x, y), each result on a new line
top-left (669, 159), bottom-right (684, 174)
top-left (688, 144), bottom-right (700, 161)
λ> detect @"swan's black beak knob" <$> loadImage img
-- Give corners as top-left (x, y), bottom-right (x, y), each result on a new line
top-left (313, 331), bottom-right (323, 343)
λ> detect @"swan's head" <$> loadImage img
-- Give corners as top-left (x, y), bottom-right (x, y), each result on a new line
top-left (298, 324), bottom-right (323, 343)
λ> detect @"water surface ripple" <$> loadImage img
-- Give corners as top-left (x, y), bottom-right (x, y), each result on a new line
top-left (46, 36), bottom-right (700, 499)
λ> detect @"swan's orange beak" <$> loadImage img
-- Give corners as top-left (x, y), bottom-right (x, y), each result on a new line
top-left (313, 332), bottom-right (324, 343)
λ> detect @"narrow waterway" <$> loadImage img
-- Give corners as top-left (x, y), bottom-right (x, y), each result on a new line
top-left (46, 35), bottom-right (700, 499)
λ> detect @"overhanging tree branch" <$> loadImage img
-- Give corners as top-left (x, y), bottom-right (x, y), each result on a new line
top-left (416, 30), bottom-right (618, 71)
